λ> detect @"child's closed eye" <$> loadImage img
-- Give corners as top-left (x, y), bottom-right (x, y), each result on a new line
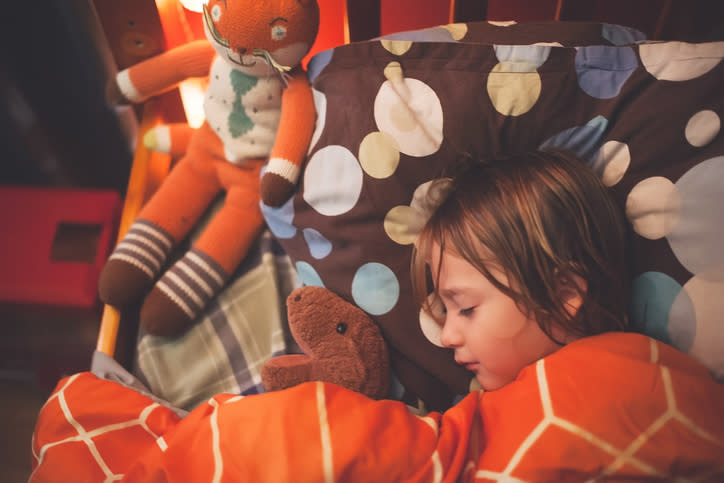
top-left (459, 307), bottom-right (475, 317)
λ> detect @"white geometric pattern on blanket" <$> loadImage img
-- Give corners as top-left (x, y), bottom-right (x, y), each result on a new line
top-left (30, 374), bottom-right (165, 482)
top-left (201, 385), bottom-right (338, 483)
top-left (475, 339), bottom-right (723, 482)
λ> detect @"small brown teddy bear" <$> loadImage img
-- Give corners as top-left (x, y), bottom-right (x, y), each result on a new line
top-left (262, 286), bottom-right (390, 399)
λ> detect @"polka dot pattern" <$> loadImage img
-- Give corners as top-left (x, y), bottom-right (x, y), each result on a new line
top-left (264, 21), bottom-right (724, 407)
top-left (302, 145), bottom-right (363, 216)
top-left (666, 156), bottom-right (724, 275)
top-left (640, 42), bottom-right (724, 81)
top-left (574, 46), bottom-right (638, 99)
top-left (540, 115), bottom-right (609, 161)
top-left (374, 66), bottom-right (444, 157)
top-left (685, 110), bottom-right (720, 147)
top-left (351, 263), bottom-right (400, 316)
top-left (626, 176), bottom-right (680, 240)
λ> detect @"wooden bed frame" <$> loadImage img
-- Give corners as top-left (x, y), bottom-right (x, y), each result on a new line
top-left (90, 0), bottom-right (723, 366)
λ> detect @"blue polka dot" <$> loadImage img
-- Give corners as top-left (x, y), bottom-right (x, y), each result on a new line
top-left (296, 261), bottom-right (325, 288)
top-left (351, 263), bottom-right (400, 316)
top-left (601, 24), bottom-right (646, 46)
top-left (630, 272), bottom-right (686, 347)
top-left (388, 371), bottom-right (405, 401)
top-left (303, 228), bottom-right (332, 259)
top-left (540, 115), bottom-right (608, 162)
top-left (667, 281), bottom-right (697, 354)
top-left (260, 196), bottom-right (297, 239)
top-left (494, 45), bottom-right (551, 69)
top-left (575, 45), bottom-right (638, 99)
top-left (307, 49), bottom-right (333, 84)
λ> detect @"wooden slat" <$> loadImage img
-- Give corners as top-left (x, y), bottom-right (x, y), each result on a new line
top-left (449, 0), bottom-right (488, 23)
top-left (653, 0), bottom-right (674, 40)
top-left (556, 0), bottom-right (595, 21)
top-left (345, 0), bottom-right (381, 42)
top-left (96, 100), bottom-right (171, 357)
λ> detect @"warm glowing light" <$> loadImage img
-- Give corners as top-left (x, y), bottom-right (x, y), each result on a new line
top-left (178, 0), bottom-right (207, 13)
top-left (178, 80), bottom-right (206, 128)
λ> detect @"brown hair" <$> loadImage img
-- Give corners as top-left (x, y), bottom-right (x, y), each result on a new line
top-left (411, 150), bottom-right (629, 343)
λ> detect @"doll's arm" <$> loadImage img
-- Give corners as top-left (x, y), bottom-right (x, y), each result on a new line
top-left (260, 67), bottom-right (316, 207)
top-left (112, 39), bottom-right (216, 104)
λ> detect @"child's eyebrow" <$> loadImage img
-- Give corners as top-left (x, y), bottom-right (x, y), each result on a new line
top-left (438, 288), bottom-right (460, 299)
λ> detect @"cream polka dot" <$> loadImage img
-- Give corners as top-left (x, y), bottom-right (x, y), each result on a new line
top-left (410, 178), bottom-right (453, 221)
top-left (374, 75), bottom-right (444, 157)
top-left (383, 61), bottom-right (404, 82)
top-left (442, 23), bottom-right (468, 41)
top-left (487, 62), bottom-right (542, 116)
top-left (381, 39), bottom-right (413, 56)
top-left (389, 102), bottom-right (418, 133)
top-left (385, 179), bottom-right (453, 245)
top-left (639, 41), bottom-right (723, 81)
top-left (533, 42), bottom-right (563, 47)
top-left (419, 294), bottom-right (445, 347)
top-left (667, 156), bottom-right (724, 275)
top-left (303, 145), bottom-right (363, 216)
top-left (359, 131), bottom-right (400, 179)
top-left (384, 205), bottom-right (425, 245)
top-left (685, 110), bottom-right (720, 148)
top-left (679, 269), bottom-right (724, 379)
top-left (488, 20), bottom-right (517, 27)
top-left (308, 88), bottom-right (326, 154)
top-left (593, 141), bottom-right (631, 187)
top-left (625, 176), bottom-right (681, 240)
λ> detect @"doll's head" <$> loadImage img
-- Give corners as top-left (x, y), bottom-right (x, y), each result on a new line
top-left (412, 150), bottom-right (630, 346)
top-left (202, 0), bottom-right (320, 77)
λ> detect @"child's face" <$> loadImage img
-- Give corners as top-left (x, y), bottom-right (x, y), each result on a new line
top-left (430, 243), bottom-right (562, 391)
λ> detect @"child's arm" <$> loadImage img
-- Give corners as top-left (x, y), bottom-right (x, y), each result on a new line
top-left (110, 39), bottom-right (216, 104)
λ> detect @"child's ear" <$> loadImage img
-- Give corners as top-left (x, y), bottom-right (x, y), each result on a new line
top-left (555, 270), bottom-right (587, 318)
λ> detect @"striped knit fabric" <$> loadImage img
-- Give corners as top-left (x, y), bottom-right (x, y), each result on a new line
top-left (109, 219), bottom-right (174, 281)
top-left (153, 248), bottom-right (227, 321)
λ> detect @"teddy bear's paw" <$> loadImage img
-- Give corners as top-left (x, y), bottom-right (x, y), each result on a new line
top-left (261, 354), bottom-right (313, 392)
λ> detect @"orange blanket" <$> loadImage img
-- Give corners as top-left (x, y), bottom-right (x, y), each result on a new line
top-left (31, 333), bottom-right (724, 481)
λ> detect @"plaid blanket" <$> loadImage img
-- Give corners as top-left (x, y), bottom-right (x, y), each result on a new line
top-left (131, 229), bottom-right (300, 410)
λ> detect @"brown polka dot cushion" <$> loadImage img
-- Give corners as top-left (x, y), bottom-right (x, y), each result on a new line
top-left (262, 21), bottom-right (724, 409)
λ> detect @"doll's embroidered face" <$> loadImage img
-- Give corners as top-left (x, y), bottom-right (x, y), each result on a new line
top-left (203, 0), bottom-right (320, 77)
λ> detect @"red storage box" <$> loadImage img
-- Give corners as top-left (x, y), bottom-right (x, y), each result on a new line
top-left (0, 186), bottom-right (121, 308)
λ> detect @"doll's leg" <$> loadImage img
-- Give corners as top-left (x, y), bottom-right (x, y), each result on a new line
top-left (98, 153), bottom-right (221, 309)
top-left (139, 159), bottom-right (266, 336)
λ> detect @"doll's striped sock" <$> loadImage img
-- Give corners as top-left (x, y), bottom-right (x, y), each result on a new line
top-left (139, 248), bottom-right (228, 337)
top-left (98, 219), bottom-right (174, 307)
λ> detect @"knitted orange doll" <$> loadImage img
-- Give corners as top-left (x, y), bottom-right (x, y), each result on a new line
top-left (99, 0), bottom-right (319, 337)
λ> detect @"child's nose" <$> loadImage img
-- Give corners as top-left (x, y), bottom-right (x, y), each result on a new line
top-left (439, 318), bottom-right (462, 348)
